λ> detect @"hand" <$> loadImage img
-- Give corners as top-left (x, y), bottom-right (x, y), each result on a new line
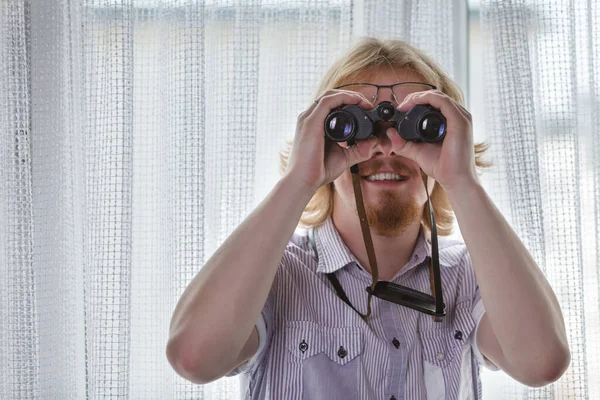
top-left (284, 90), bottom-right (379, 193)
top-left (385, 90), bottom-right (479, 192)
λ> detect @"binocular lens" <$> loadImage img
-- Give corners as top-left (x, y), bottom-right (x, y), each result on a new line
top-left (326, 113), bottom-right (355, 141)
top-left (419, 114), bottom-right (446, 141)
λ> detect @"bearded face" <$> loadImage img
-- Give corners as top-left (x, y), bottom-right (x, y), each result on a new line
top-left (332, 156), bottom-right (429, 237)
top-left (329, 68), bottom-right (436, 236)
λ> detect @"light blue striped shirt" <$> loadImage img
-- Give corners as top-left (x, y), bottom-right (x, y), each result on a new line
top-left (228, 217), bottom-right (499, 399)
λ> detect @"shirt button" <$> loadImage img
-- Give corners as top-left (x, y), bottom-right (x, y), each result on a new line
top-left (392, 337), bottom-right (400, 349)
top-left (299, 340), bottom-right (308, 353)
top-left (454, 330), bottom-right (463, 340)
top-left (436, 352), bottom-right (446, 361)
top-left (337, 346), bottom-right (348, 358)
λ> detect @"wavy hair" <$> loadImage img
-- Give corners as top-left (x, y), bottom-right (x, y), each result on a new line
top-left (280, 37), bottom-right (491, 235)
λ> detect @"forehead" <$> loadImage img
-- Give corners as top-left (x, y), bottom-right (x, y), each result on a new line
top-left (345, 67), bottom-right (428, 86)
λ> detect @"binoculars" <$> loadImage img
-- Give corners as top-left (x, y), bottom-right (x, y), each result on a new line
top-left (324, 101), bottom-right (446, 143)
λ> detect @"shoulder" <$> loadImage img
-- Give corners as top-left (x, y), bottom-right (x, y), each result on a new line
top-left (275, 228), bottom-right (318, 274)
top-left (435, 236), bottom-right (479, 300)
top-left (437, 235), bottom-right (469, 268)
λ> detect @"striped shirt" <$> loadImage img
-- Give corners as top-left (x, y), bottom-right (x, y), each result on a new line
top-left (227, 217), bottom-right (499, 399)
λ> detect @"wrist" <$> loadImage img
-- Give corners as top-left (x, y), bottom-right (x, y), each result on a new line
top-left (279, 173), bottom-right (319, 202)
top-left (444, 178), bottom-right (484, 206)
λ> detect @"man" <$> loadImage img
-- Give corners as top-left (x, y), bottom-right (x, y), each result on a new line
top-left (166, 37), bottom-right (570, 399)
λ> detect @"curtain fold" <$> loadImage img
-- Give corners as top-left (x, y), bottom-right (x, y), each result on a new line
top-left (1, 0), bottom-right (39, 395)
top-left (480, 0), bottom-right (599, 398)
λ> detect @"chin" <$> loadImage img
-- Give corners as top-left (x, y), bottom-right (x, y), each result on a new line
top-left (364, 192), bottom-right (422, 237)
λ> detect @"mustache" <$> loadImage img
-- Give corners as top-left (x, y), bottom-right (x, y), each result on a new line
top-left (357, 158), bottom-right (417, 177)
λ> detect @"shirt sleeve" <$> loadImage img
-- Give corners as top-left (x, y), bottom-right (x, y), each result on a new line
top-left (471, 285), bottom-right (501, 371)
top-left (225, 312), bottom-right (269, 376)
top-left (225, 265), bottom-right (279, 377)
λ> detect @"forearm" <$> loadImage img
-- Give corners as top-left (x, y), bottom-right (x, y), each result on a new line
top-left (167, 175), bottom-right (314, 378)
top-left (446, 181), bottom-right (569, 368)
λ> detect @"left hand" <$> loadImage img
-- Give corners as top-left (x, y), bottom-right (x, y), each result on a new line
top-left (386, 89), bottom-right (479, 192)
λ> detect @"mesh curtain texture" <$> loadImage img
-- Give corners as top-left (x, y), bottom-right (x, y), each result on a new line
top-left (0, 0), bottom-right (459, 399)
top-left (0, 0), bottom-right (596, 399)
top-left (478, 0), bottom-right (600, 399)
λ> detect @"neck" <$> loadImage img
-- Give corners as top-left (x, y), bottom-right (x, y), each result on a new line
top-left (331, 202), bottom-right (423, 281)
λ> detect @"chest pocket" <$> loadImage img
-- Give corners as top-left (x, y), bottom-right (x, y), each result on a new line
top-left (285, 321), bottom-right (364, 400)
top-left (418, 300), bottom-right (477, 399)
top-left (419, 300), bottom-right (476, 367)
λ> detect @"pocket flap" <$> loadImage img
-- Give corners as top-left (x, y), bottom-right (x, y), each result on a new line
top-left (285, 321), bottom-right (363, 365)
top-left (326, 327), bottom-right (363, 365)
top-left (285, 321), bottom-right (326, 360)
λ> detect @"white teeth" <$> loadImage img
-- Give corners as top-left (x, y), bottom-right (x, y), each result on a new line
top-left (365, 173), bottom-right (405, 181)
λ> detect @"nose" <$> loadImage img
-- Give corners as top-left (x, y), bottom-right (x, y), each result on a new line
top-left (371, 125), bottom-right (397, 157)
top-left (375, 87), bottom-right (396, 105)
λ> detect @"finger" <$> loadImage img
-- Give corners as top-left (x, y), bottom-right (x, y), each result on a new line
top-left (322, 88), bottom-right (373, 106)
top-left (343, 136), bottom-right (377, 166)
top-left (454, 102), bottom-right (472, 120)
top-left (306, 90), bottom-right (374, 124)
top-left (397, 90), bottom-right (465, 124)
top-left (385, 127), bottom-right (423, 164)
top-left (310, 88), bottom-right (371, 110)
top-left (300, 95), bottom-right (327, 120)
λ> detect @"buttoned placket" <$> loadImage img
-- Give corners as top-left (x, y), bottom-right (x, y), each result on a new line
top-left (311, 221), bottom-right (438, 400)
top-left (378, 299), bottom-right (406, 400)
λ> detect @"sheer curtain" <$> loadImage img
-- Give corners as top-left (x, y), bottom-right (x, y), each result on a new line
top-left (476, 0), bottom-right (600, 399)
top-left (0, 0), bottom-right (463, 399)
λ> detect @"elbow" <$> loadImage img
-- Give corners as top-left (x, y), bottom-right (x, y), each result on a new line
top-left (538, 347), bottom-right (571, 386)
top-left (520, 344), bottom-right (571, 387)
top-left (166, 336), bottom-right (222, 385)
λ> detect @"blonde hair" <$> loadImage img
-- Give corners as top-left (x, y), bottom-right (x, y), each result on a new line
top-left (280, 37), bottom-right (491, 235)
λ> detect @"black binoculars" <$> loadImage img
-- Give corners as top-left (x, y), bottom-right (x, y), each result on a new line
top-left (324, 101), bottom-right (446, 143)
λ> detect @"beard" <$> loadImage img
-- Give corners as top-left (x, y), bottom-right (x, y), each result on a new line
top-left (332, 156), bottom-right (427, 237)
top-left (354, 157), bottom-right (424, 237)
top-left (364, 188), bottom-right (422, 237)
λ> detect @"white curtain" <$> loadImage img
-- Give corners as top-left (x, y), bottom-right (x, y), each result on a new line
top-left (478, 0), bottom-right (600, 399)
top-left (5, 0), bottom-right (597, 399)
top-left (0, 0), bottom-right (462, 399)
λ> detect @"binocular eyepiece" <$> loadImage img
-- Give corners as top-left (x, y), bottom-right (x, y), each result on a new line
top-left (324, 101), bottom-right (446, 143)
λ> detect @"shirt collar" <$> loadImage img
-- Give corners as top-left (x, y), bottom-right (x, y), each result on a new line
top-left (311, 216), bottom-right (454, 276)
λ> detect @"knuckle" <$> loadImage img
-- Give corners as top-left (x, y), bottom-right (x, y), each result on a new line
top-left (302, 114), bottom-right (320, 129)
top-left (319, 93), bottom-right (336, 103)
top-left (322, 88), bottom-right (342, 97)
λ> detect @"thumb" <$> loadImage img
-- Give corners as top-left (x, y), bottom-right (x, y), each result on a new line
top-left (344, 137), bottom-right (376, 166)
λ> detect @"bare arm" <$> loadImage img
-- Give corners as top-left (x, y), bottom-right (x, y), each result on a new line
top-left (448, 182), bottom-right (570, 386)
top-left (389, 90), bottom-right (570, 386)
top-left (165, 89), bottom-right (376, 384)
top-left (166, 176), bottom-right (314, 384)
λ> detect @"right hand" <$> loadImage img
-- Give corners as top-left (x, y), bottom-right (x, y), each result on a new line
top-left (284, 89), bottom-right (378, 193)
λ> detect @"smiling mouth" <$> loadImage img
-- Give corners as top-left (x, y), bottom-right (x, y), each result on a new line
top-left (364, 172), bottom-right (408, 182)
